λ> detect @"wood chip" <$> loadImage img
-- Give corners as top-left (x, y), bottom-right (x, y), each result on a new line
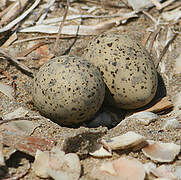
top-left (140, 97), bottom-right (173, 113)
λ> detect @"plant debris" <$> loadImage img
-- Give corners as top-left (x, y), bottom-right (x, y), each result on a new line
top-left (0, 0), bottom-right (180, 179)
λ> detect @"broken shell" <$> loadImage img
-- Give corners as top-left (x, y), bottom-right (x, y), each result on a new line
top-left (33, 147), bottom-right (81, 180)
top-left (90, 157), bottom-right (146, 180)
top-left (143, 162), bottom-right (156, 174)
top-left (162, 118), bottom-right (181, 130)
top-left (129, 111), bottom-right (158, 125)
top-left (89, 144), bottom-right (112, 157)
top-left (151, 165), bottom-right (178, 180)
top-left (101, 131), bottom-right (146, 150)
top-left (175, 166), bottom-right (181, 179)
top-left (142, 141), bottom-right (180, 162)
top-left (173, 92), bottom-right (181, 110)
top-left (33, 149), bottom-right (49, 178)
top-left (2, 107), bottom-right (29, 120)
top-left (0, 144), bottom-right (5, 166)
top-left (174, 54), bottom-right (181, 74)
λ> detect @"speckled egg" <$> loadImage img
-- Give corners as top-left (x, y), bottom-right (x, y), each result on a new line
top-left (32, 56), bottom-right (105, 125)
top-left (83, 33), bottom-right (158, 109)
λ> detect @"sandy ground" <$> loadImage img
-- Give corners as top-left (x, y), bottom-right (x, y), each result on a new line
top-left (0, 1), bottom-right (181, 179)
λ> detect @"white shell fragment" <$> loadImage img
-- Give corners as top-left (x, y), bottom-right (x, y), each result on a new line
top-left (129, 112), bottom-right (158, 125)
top-left (33, 150), bottom-right (49, 178)
top-left (0, 144), bottom-right (5, 166)
top-left (162, 7), bottom-right (181, 22)
top-left (142, 141), bottom-right (180, 162)
top-left (173, 92), bottom-right (181, 110)
top-left (162, 118), bottom-right (181, 130)
top-left (174, 54), bottom-right (181, 74)
top-left (33, 147), bottom-right (81, 180)
top-left (150, 165), bottom-right (178, 179)
top-left (101, 131), bottom-right (146, 150)
top-left (143, 162), bottom-right (156, 174)
top-left (2, 107), bottom-right (29, 120)
top-left (175, 166), bottom-right (181, 179)
top-left (90, 157), bottom-right (145, 180)
top-left (89, 144), bottom-right (112, 158)
top-left (0, 82), bottom-right (14, 100)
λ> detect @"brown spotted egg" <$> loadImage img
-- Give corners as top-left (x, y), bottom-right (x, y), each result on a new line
top-left (32, 56), bottom-right (105, 125)
top-left (83, 33), bottom-right (158, 109)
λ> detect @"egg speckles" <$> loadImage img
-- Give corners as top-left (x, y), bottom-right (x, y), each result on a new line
top-left (32, 56), bottom-right (105, 125)
top-left (83, 33), bottom-right (158, 109)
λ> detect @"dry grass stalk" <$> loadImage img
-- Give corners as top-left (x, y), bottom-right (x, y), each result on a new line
top-left (13, 35), bottom-right (76, 44)
top-left (142, 31), bottom-right (152, 47)
top-left (142, 11), bottom-right (157, 24)
top-left (0, 0), bottom-right (29, 27)
top-left (19, 12), bottom-right (137, 35)
top-left (148, 26), bottom-right (162, 53)
top-left (163, 1), bottom-right (181, 11)
top-left (0, 47), bottom-right (34, 77)
top-left (0, 0), bottom-right (41, 33)
top-left (54, 0), bottom-right (70, 51)
top-left (17, 41), bottom-right (50, 58)
top-left (1, 32), bottom-right (18, 48)
top-left (0, 1), bottom-right (14, 19)
top-left (150, 0), bottom-right (176, 10)
top-left (0, 116), bottom-right (40, 125)
top-left (156, 33), bottom-right (177, 68)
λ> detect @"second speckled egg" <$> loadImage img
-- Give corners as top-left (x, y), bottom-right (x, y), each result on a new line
top-left (83, 33), bottom-right (158, 109)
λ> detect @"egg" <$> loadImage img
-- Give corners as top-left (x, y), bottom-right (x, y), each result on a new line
top-left (32, 56), bottom-right (105, 125)
top-left (83, 33), bottom-right (158, 109)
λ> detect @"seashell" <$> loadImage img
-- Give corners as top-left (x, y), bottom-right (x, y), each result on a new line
top-left (101, 131), bottom-right (147, 150)
top-left (150, 165), bottom-right (178, 180)
top-left (0, 82), bottom-right (14, 100)
top-left (0, 145), bottom-right (5, 166)
top-left (173, 92), bottom-right (181, 110)
top-left (174, 54), bottom-right (181, 74)
top-left (175, 166), bottom-right (181, 179)
top-left (90, 156), bottom-right (146, 180)
top-left (142, 141), bottom-right (180, 162)
top-left (129, 111), bottom-right (158, 125)
top-left (33, 146), bottom-right (81, 180)
top-left (162, 118), bottom-right (181, 130)
top-left (2, 107), bottom-right (29, 120)
top-left (143, 162), bottom-right (156, 175)
top-left (33, 149), bottom-right (49, 178)
top-left (89, 144), bottom-right (112, 158)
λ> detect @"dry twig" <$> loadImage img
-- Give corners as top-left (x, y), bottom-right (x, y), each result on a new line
top-left (150, 0), bottom-right (176, 10)
top-left (54, 0), bottom-right (70, 51)
top-left (17, 41), bottom-right (51, 57)
top-left (0, 48), bottom-right (34, 77)
top-left (0, 116), bottom-right (41, 125)
top-left (0, 0), bottom-right (40, 33)
top-left (156, 33), bottom-right (178, 68)
top-left (148, 26), bottom-right (162, 53)
top-left (0, 0), bottom-right (29, 27)
top-left (13, 35), bottom-right (76, 44)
